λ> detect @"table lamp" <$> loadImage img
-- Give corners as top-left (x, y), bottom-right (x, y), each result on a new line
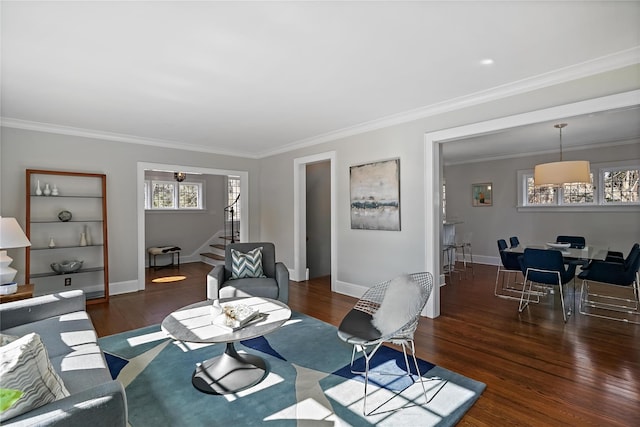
top-left (0, 217), bottom-right (32, 291)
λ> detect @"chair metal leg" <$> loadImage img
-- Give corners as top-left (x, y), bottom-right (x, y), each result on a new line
top-left (349, 339), bottom-right (446, 416)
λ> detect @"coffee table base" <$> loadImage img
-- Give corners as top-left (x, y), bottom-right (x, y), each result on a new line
top-left (191, 342), bottom-right (267, 394)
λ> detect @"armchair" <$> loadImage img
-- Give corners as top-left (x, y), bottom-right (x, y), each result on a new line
top-left (207, 242), bottom-right (289, 303)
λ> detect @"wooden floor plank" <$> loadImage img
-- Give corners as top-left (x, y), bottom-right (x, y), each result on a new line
top-left (87, 262), bottom-right (640, 425)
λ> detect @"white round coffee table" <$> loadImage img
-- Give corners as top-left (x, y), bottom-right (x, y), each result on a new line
top-left (161, 296), bottom-right (291, 394)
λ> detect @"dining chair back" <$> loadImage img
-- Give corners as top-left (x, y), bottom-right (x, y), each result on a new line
top-left (509, 236), bottom-right (520, 248)
top-left (518, 248), bottom-right (577, 322)
top-left (495, 239), bottom-right (533, 300)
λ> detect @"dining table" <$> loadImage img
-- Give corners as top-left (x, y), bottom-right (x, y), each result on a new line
top-left (504, 242), bottom-right (609, 262)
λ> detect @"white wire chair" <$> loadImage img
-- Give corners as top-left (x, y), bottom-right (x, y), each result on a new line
top-left (337, 272), bottom-right (445, 415)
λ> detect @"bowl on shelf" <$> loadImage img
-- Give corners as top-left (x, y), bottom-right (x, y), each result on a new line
top-left (51, 260), bottom-right (83, 274)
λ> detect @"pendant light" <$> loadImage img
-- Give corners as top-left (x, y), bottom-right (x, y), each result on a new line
top-left (533, 123), bottom-right (591, 186)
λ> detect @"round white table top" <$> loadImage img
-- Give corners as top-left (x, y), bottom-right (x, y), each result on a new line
top-left (161, 296), bottom-right (291, 344)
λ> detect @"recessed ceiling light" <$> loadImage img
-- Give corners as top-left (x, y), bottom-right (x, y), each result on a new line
top-left (480, 58), bottom-right (494, 66)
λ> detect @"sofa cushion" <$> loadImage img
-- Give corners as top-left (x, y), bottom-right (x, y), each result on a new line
top-left (220, 277), bottom-right (279, 300)
top-left (2, 311), bottom-right (98, 360)
top-left (0, 333), bottom-right (70, 422)
top-left (231, 247), bottom-right (267, 279)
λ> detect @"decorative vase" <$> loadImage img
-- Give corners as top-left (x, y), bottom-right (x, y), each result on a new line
top-left (51, 184), bottom-right (59, 196)
top-left (211, 299), bottom-right (222, 320)
top-left (79, 232), bottom-right (87, 247)
top-left (84, 225), bottom-right (92, 246)
top-left (36, 180), bottom-right (42, 196)
top-left (48, 237), bottom-right (56, 248)
top-left (43, 183), bottom-right (51, 196)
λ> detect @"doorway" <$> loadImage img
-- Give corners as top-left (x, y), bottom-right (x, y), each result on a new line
top-left (136, 162), bottom-right (249, 292)
top-left (293, 151), bottom-right (336, 290)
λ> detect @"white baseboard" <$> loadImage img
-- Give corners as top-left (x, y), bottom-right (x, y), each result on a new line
top-left (333, 279), bottom-right (368, 299)
top-left (109, 280), bottom-right (140, 295)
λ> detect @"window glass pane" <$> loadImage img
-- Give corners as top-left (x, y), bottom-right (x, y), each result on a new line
top-left (562, 175), bottom-right (594, 204)
top-left (526, 177), bottom-right (556, 205)
top-left (603, 169), bottom-right (639, 203)
top-left (179, 183), bottom-right (199, 208)
top-left (152, 183), bottom-right (175, 208)
top-left (227, 177), bottom-right (241, 220)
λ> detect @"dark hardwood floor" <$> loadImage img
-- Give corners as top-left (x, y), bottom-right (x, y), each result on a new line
top-left (87, 262), bottom-right (640, 426)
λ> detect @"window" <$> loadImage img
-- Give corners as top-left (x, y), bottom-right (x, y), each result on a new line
top-left (144, 180), bottom-right (203, 210)
top-left (518, 161), bottom-right (640, 209)
top-left (602, 167), bottom-right (639, 204)
top-left (227, 176), bottom-right (240, 220)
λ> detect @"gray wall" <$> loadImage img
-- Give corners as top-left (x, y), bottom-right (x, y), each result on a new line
top-left (444, 142), bottom-right (640, 263)
top-left (0, 129), bottom-right (260, 287)
top-left (144, 170), bottom-right (226, 264)
top-left (258, 65), bottom-right (640, 289)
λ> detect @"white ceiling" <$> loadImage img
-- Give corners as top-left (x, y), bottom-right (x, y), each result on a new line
top-left (2, 1), bottom-right (639, 159)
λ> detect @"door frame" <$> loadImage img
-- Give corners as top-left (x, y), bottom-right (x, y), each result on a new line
top-left (423, 89), bottom-right (640, 318)
top-left (293, 151), bottom-right (337, 290)
top-left (136, 162), bottom-right (249, 291)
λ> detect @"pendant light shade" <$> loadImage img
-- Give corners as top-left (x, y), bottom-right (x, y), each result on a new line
top-left (533, 123), bottom-right (591, 186)
top-left (534, 160), bottom-right (591, 186)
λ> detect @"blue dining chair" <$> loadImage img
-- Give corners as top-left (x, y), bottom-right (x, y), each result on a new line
top-left (495, 239), bottom-right (537, 301)
top-left (578, 243), bottom-right (640, 324)
top-left (556, 235), bottom-right (588, 268)
top-left (509, 236), bottom-right (520, 248)
top-left (518, 248), bottom-right (577, 322)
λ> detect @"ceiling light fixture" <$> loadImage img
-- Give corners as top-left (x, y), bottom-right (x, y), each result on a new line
top-left (480, 58), bottom-right (494, 65)
top-left (174, 172), bottom-right (187, 182)
top-left (533, 123), bottom-right (591, 187)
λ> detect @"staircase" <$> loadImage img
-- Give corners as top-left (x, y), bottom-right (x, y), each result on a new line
top-left (200, 193), bottom-right (240, 266)
top-left (200, 235), bottom-right (239, 266)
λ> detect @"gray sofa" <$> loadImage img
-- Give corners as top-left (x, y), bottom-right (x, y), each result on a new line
top-left (0, 290), bottom-right (127, 426)
top-left (207, 242), bottom-right (289, 303)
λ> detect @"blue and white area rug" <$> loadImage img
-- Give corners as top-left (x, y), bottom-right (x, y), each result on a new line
top-left (98, 312), bottom-right (485, 426)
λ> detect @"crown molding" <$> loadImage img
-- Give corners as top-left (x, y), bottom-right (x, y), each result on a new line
top-left (2, 47), bottom-right (638, 160)
top-left (0, 117), bottom-right (260, 159)
top-left (259, 46), bottom-right (640, 158)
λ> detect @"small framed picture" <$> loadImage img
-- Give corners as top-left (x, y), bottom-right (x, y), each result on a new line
top-left (472, 183), bottom-right (492, 207)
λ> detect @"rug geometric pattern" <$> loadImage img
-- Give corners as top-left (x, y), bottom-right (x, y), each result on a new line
top-left (98, 312), bottom-right (485, 426)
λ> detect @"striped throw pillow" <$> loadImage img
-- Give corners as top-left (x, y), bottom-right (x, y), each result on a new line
top-left (0, 333), bottom-right (69, 421)
top-left (231, 247), bottom-right (267, 279)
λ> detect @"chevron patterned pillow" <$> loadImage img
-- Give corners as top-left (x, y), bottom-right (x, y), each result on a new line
top-left (231, 247), bottom-right (267, 279)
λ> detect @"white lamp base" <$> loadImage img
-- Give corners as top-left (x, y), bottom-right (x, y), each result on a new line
top-left (0, 250), bottom-right (18, 285)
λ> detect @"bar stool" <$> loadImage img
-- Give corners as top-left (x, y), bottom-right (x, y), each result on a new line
top-left (454, 232), bottom-right (474, 276)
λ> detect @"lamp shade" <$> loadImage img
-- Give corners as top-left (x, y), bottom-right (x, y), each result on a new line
top-left (534, 160), bottom-right (591, 187)
top-left (0, 217), bottom-right (31, 249)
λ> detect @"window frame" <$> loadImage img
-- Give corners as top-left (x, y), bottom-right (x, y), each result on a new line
top-left (517, 159), bottom-right (640, 211)
top-left (144, 179), bottom-right (205, 211)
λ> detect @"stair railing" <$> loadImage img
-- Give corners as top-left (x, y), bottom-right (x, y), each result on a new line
top-left (224, 194), bottom-right (240, 244)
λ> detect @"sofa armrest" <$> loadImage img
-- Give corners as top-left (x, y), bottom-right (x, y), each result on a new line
top-left (0, 290), bottom-right (85, 330)
top-left (275, 262), bottom-right (289, 303)
top-left (207, 265), bottom-right (225, 300)
top-left (3, 380), bottom-right (127, 427)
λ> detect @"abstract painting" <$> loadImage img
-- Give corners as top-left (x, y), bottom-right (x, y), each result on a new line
top-left (350, 158), bottom-right (400, 230)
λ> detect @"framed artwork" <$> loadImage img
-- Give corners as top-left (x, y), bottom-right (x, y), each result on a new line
top-left (472, 183), bottom-right (492, 207)
top-left (350, 158), bottom-right (400, 231)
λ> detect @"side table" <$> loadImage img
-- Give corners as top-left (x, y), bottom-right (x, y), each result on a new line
top-left (0, 283), bottom-right (35, 304)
